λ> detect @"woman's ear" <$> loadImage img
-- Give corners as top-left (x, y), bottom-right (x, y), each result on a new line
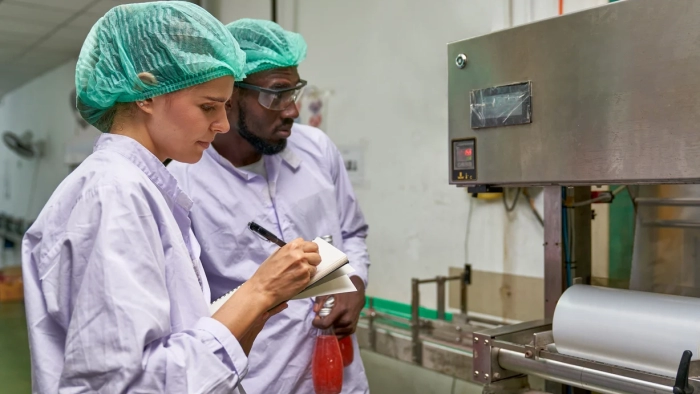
top-left (135, 98), bottom-right (155, 114)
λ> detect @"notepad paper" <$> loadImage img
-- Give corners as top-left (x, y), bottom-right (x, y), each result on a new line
top-left (210, 286), bottom-right (239, 315)
top-left (210, 237), bottom-right (357, 314)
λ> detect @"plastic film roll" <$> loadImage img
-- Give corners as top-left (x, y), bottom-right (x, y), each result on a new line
top-left (553, 285), bottom-right (700, 377)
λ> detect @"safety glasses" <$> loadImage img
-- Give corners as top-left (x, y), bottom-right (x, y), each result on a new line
top-left (235, 79), bottom-right (307, 111)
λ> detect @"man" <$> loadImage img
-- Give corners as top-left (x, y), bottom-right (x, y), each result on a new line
top-left (168, 19), bottom-right (370, 393)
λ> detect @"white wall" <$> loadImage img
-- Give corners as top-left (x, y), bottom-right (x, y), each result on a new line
top-left (293, 0), bottom-right (493, 308)
top-left (0, 60), bottom-right (78, 266)
top-left (218, 0), bottom-right (270, 22)
top-left (492, 0), bottom-right (610, 30)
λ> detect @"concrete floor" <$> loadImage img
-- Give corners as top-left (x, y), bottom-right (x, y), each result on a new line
top-left (361, 350), bottom-right (482, 394)
top-left (0, 302), bottom-right (31, 393)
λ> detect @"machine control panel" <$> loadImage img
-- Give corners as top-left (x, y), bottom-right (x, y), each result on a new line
top-left (451, 138), bottom-right (476, 182)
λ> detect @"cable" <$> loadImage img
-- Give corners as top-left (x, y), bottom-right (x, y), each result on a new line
top-left (465, 195), bottom-right (475, 266)
top-left (523, 188), bottom-right (544, 227)
top-left (502, 187), bottom-right (521, 212)
top-left (562, 187), bottom-right (572, 288)
top-left (612, 185), bottom-right (627, 196)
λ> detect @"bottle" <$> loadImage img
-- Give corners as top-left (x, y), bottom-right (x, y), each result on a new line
top-left (318, 235), bottom-right (354, 367)
top-left (325, 297), bottom-right (354, 367)
top-left (312, 303), bottom-right (343, 394)
top-left (338, 331), bottom-right (354, 367)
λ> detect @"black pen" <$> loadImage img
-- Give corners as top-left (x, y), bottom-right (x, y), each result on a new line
top-left (248, 222), bottom-right (286, 248)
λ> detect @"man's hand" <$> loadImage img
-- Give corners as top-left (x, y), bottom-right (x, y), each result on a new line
top-left (238, 302), bottom-right (288, 355)
top-left (312, 276), bottom-right (366, 337)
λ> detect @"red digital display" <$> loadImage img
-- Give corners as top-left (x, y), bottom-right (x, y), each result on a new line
top-left (453, 139), bottom-right (475, 171)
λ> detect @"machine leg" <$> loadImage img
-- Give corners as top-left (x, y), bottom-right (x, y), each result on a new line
top-left (411, 278), bottom-right (422, 364)
top-left (544, 186), bottom-right (564, 319)
top-left (436, 276), bottom-right (446, 320)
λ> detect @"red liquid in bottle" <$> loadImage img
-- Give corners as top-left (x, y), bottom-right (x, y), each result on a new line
top-left (338, 336), bottom-right (354, 367)
top-left (312, 335), bottom-right (344, 394)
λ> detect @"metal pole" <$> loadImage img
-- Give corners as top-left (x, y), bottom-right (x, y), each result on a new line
top-left (461, 264), bottom-right (470, 316)
top-left (498, 349), bottom-right (673, 394)
top-left (460, 275), bottom-right (467, 315)
top-left (436, 276), bottom-right (446, 320)
top-left (411, 278), bottom-right (422, 364)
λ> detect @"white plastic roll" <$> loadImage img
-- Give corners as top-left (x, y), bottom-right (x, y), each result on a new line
top-left (553, 285), bottom-right (700, 377)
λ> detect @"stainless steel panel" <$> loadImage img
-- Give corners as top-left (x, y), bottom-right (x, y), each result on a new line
top-left (448, 0), bottom-right (700, 186)
top-left (635, 198), bottom-right (700, 207)
top-left (473, 332), bottom-right (493, 384)
top-left (642, 220), bottom-right (700, 229)
top-left (473, 320), bottom-right (552, 384)
top-left (474, 319), bottom-right (551, 339)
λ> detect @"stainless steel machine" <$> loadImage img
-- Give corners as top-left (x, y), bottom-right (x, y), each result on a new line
top-left (441, 0), bottom-right (700, 393)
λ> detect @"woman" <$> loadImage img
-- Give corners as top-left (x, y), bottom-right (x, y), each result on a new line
top-left (22, 2), bottom-right (321, 393)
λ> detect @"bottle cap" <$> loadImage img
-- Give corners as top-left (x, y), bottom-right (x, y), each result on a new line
top-left (319, 296), bottom-right (335, 317)
top-left (319, 307), bottom-right (332, 317)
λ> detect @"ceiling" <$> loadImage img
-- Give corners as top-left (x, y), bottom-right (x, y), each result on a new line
top-left (0, 0), bottom-right (174, 99)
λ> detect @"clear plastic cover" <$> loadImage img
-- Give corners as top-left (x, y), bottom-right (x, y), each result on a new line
top-left (470, 81), bottom-right (532, 129)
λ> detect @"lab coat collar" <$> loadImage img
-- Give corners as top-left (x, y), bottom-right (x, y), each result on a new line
top-left (206, 144), bottom-right (301, 181)
top-left (279, 146), bottom-right (301, 170)
top-left (93, 134), bottom-right (193, 212)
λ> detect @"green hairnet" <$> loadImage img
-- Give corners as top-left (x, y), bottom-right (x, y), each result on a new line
top-left (76, 1), bottom-right (246, 132)
top-left (226, 19), bottom-right (307, 76)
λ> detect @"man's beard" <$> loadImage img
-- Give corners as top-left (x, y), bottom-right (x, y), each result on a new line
top-left (237, 104), bottom-right (287, 155)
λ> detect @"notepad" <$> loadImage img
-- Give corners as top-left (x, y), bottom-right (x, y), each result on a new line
top-left (210, 237), bottom-right (357, 315)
